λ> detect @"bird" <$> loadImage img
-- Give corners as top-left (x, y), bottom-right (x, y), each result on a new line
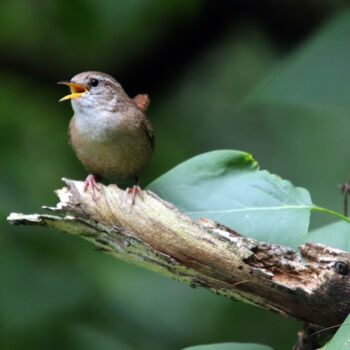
top-left (58, 71), bottom-right (154, 204)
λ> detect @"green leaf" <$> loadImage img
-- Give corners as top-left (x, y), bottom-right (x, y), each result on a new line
top-left (307, 221), bottom-right (350, 252)
top-left (182, 343), bottom-right (273, 350)
top-left (247, 9), bottom-right (350, 113)
top-left (321, 313), bottom-right (350, 349)
top-left (148, 150), bottom-right (312, 249)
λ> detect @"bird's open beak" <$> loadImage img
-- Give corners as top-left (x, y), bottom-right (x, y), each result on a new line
top-left (57, 81), bottom-right (88, 102)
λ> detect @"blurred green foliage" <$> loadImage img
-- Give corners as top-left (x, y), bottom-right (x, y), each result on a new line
top-left (248, 8), bottom-right (350, 113)
top-left (2, 1), bottom-right (350, 349)
top-left (183, 344), bottom-right (273, 350)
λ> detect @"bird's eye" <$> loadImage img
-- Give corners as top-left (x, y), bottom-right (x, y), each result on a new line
top-left (91, 79), bottom-right (99, 87)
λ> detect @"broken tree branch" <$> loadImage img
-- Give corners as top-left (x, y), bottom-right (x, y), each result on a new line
top-left (7, 178), bottom-right (350, 328)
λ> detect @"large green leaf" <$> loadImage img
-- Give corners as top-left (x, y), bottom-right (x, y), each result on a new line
top-left (148, 150), bottom-right (312, 249)
top-left (247, 9), bottom-right (350, 113)
top-left (307, 221), bottom-right (350, 252)
top-left (321, 313), bottom-right (350, 349)
top-left (182, 343), bottom-right (273, 350)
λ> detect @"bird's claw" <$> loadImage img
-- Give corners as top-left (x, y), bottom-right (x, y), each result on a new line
top-left (84, 174), bottom-right (101, 201)
top-left (126, 185), bottom-right (143, 205)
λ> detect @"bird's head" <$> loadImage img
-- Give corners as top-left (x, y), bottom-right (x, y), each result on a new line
top-left (58, 71), bottom-right (125, 113)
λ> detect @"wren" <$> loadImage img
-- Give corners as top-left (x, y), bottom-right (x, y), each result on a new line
top-left (58, 71), bottom-right (154, 204)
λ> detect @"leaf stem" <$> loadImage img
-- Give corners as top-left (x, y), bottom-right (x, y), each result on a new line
top-left (312, 205), bottom-right (350, 224)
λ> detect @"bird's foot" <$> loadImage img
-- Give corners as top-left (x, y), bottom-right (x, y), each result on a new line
top-left (84, 174), bottom-right (101, 201)
top-left (126, 185), bottom-right (143, 205)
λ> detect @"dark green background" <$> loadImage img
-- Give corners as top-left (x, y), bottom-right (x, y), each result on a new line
top-left (2, 1), bottom-right (350, 349)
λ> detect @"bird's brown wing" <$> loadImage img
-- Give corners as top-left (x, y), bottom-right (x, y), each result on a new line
top-left (133, 94), bottom-right (150, 112)
top-left (141, 118), bottom-right (155, 150)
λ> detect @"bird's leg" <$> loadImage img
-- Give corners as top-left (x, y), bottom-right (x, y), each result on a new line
top-left (84, 174), bottom-right (102, 201)
top-left (126, 185), bottom-right (143, 205)
top-left (126, 178), bottom-right (144, 205)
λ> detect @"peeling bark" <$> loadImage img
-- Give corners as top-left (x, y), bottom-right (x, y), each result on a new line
top-left (7, 178), bottom-right (350, 328)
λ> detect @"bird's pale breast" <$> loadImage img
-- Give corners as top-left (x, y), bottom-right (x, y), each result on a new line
top-left (69, 112), bottom-right (152, 183)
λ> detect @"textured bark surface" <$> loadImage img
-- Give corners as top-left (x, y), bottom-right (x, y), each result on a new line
top-left (7, 178), bottom-right (350, 328)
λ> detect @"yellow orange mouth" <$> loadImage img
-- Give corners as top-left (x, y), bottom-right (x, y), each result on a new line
top-left (57, 81), bottom-right (88, 102)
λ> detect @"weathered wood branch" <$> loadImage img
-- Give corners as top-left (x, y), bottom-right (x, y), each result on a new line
top-left (7, 178), bottom-right (350, 328)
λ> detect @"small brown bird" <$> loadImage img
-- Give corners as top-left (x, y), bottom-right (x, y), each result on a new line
top-left (58, 71), bottom-right (154, 203)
